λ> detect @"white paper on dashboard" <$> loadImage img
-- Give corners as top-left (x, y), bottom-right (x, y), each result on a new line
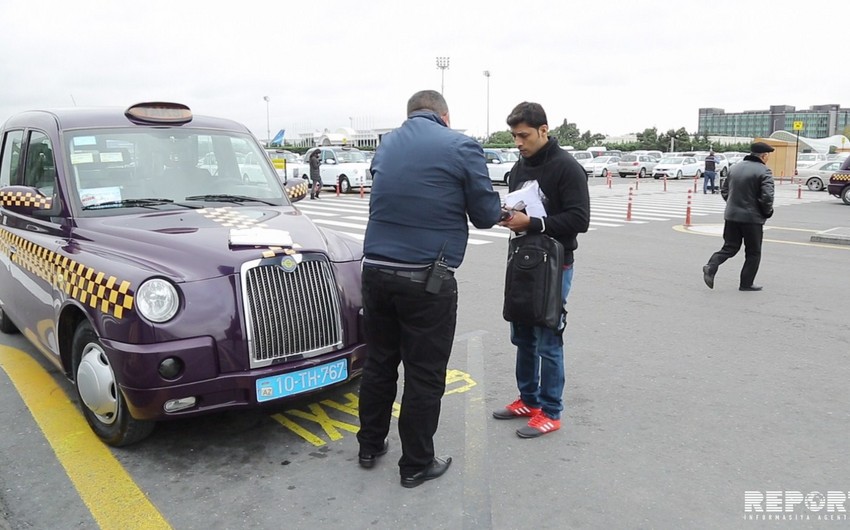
top-left (504, 180), bottom-right (547, 218)
top-left (229, 227), bottom-right (293, 247)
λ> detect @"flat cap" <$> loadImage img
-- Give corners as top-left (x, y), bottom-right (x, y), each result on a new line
top-left (750, 142), bottom-right (775, 154)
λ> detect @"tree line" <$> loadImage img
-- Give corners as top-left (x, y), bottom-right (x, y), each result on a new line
top-left (484, 119), bottom-right (753, 153)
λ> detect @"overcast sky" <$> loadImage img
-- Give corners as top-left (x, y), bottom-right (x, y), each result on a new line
top-left (2, 0), bottom-right (848, 142)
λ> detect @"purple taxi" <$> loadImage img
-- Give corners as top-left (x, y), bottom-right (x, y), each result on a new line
top-left (0, 103), bottom-right (367, 446)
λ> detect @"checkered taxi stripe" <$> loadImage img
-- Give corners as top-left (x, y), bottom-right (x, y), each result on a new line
top-left (0, 228), bottom-right (134, 319)
top-left (286, 180), bottom-right (309, 200)
top-left (0, 190), bottom-right (52, 209)
top-left (831, 173), bottom-right (850, 182)
top-left (198, 207), bottom-right (269, 229)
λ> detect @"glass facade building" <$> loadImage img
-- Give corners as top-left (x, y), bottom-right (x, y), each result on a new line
top-left (698, 104), bottom-right (850, 139)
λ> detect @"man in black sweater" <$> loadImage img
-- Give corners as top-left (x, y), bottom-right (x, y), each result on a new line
top-left (493, 102), bottom-right (590, 438)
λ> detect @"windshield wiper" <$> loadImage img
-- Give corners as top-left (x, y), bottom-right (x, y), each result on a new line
top-left (82, 198), bottom-right (175, 210)
top-left (183, 194), bottom-right (276, 205)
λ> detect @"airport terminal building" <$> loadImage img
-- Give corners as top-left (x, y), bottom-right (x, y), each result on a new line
top-left (698, 104), bottom-right (850, 139)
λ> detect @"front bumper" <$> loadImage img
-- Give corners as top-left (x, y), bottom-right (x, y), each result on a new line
top-left (101, 336), bottom-right (367, 421)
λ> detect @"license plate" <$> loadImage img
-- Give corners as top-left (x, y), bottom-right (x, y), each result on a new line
top-left (256, 359), bottom-right (348, 403)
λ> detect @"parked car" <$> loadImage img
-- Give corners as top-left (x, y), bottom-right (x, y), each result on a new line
top-left (725, 152), bottom-right (746, 166)
top-left (683, 152), bottom-right (730, 179)
top-left (266, 149), bottom-right (310, 181)
top-left (651, 156), bottom-right (702, 180)
top-left (0, 102), bottom-right (367, 446)
top-left (304, 146), bottom-right (372, 193)
top-left (584, 155), bottom-right (620, 178)
top-left (826, 156), bottom-right (850, 204)
top-left (797, 160), bottom-right (844, 191)
top-left (632, 150), bottom-right (663, 160)
top-left (483, 148), bottom-right (518, 184)
top-left (566, 149), bottom-right (594, 168)
top-left (617, 153), bottom-right (658, 178)
top-left (796, 153), bottom-right (827, 169)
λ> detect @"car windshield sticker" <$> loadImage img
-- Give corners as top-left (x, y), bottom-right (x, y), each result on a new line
top-left (99, 152), bottom-right (124, 163)
top-left (79, 187), bottom-right (122, 208)
top-left (70, 152), bottom-right (95, 164)
top-left (73, 136), bottom-right (97, 146)
top-left (0, 228), bottom-right (134, 319)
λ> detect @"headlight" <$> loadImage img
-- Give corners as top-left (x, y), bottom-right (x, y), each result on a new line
top-left (136, 278), bottom-right (179, 323)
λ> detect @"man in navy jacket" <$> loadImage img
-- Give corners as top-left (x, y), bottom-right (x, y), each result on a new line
top-left (357, 90), bottom-right (501, 488)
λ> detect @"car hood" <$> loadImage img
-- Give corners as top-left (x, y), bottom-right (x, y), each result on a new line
top-left (72, 205), bottom-right (362, 282)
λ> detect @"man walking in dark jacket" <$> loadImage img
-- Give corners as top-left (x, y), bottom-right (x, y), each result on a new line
top-left (357, 90), bottom-right (501, 487)
top-left (703, 142), bottom-right (775, 291)
top-left (493, 102), bottom-right (590, 438)
top-left (308, 149), bottom-right (321, 199)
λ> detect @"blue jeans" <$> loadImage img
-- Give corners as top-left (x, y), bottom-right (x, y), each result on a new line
top-left (703, 171), bottom-right (716, 193)
top-left (509, 265), bottom-right (574, 420)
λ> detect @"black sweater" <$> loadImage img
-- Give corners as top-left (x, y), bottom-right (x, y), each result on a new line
top-left (508, 138), bottom-right (590, 264)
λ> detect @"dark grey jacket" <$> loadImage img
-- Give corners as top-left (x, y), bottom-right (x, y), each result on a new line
top-left (721, 155), bottom-right (775, 224)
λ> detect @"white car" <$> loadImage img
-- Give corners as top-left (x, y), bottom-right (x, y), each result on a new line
top-left (796, 153), bottom-right (828, 169)
top-left (483, 148), bottom-right (518, 184)
top-left (305, 146), bottom-right (372, 193)
top-left (797, 160), bottom-right (844, 191)
top-left (652, 156), bottom-right (702, 180)
top-left (684, 152), bottom-right (730, 178)
top-left (565, 150), bottom-right (594, 171)
top-left (584, 155), bottom-right (620, 178)
top-left (266, 149), bottom-right (310, 181)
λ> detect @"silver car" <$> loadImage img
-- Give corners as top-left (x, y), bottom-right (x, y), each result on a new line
top-left (584, 155), bottom-right (620, 178)
top-left (797, 160), bottom-right (844, 191)
top-left (617, 154), bottom-right (658, 178)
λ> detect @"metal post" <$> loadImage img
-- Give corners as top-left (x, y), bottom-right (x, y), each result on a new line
top-left (483, 70), bottom-right (491, 141)
top-left (436, 57), bottom-right (450, 95)
top-left (263, 96), bottom-right (270, 147)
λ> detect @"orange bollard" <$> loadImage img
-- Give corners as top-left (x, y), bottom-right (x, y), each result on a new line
top-left (336, 181), bottom-right (340, 197)
top-left (663, 174), bottom-right (667, 192)
top-left (685, 189), bottom-right (693, 227)
top-left (626, 187), bottom-right (633, 221)
top-left (635, 173), bottom-right (639, 190)
top-left (797, 184), bottom-right (802, 199)
top-left (607, 173), bottom-right (612, 189)
top-left (693, 174), bottom-right (698, 193)
top-left (360, 180), bottom-right (364, 198)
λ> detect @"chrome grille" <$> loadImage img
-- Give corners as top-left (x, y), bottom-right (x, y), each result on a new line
top-left (243, 255), bottom-right (343, 366)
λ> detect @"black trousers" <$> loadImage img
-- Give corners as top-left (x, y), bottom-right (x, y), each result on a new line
top-left (707, 220), bottom-right (763, 288)
top-left (357, 267), bottom-right (457, 476)
top-left (310, 178), bottom-right (321, 198)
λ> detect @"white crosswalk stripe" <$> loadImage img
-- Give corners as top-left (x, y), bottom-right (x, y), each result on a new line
top-left (293, 183), bottom-right (834, 246)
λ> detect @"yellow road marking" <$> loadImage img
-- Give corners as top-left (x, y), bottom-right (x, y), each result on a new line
top-left (0, 346), bottom-right (171, 530)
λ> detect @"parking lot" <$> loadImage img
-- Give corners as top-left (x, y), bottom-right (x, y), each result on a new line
top-left (1, 177), bottom-right (848, 528)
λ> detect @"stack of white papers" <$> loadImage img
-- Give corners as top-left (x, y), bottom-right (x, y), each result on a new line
top-left (504, 181), bottom-right (547, 218)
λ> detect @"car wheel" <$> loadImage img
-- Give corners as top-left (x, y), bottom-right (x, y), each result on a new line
top-left (676, 170), bottom-right (683, 180)
top-left (695, 170), bottom-right (702, 179)
top-left (842, 186), bottom-right (850, 205)
top-left (339, 176), bottom-right (351, 194)
top-left (638, 168), bottom-right (646, 179)
top-left (601, 169), bottom-right (608, 179)
top-left (806, 177), bottom-right (824, 192)
top-left (0, 306), bottom-right (18, 334)
top-left (72, 320), bottom-right (154, 447)
top-left (720, 168), bottom-right (728, 178)
top-left (503, 172), bottom-right (510, 184)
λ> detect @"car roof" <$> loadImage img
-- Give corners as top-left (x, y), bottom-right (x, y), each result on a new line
top-left (2, 107), bottom-right (248, 133)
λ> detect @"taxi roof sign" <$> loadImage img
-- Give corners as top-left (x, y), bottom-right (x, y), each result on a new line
top-left (125, 102), bottom-right (193, 124)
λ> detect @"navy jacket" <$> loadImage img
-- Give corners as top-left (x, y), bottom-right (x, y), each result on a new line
top-left (364, 111), bottom-right (501, 268)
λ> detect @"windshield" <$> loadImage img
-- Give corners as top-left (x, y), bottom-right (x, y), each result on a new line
top-left (798, 154), bottom-right (818, 161)
top-left (620, 155), bottom-right (637, 162)
top-left (65, 128), bottom-right (286, 214)
top-left (659, 157), bottom-right (684, 164)
top-left (334, 149), bottom-right (367, 163)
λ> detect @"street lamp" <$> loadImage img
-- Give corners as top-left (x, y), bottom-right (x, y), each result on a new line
top-left (483, 70), bottom-right (491, 141)
top-left (263, 96), bottom-right (270, 146)
top-left (436, 56), bottom-right (450, 95)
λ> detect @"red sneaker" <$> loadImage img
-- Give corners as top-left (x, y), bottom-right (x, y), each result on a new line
top-left (492, 398), bottom-right (541, 419)
top-left (516, 411), bottom-right (561, 438)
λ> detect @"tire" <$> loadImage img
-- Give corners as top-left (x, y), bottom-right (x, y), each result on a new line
top-left (503, 172), bottom-right (510, 184)
top-left (720, 168), bottom-right (728, 178)
top-left (638, 168), bottom-right (646, 179)
top-left (842, 186), bottom-right (850, 205)
top-left (0, 306), bottom-right (18, 334)
top-left (695, 170), bottom-right (702, 179)
top-left (601, 169), bottom-right (608, 179)
top-left (339, 176), bottom-right (351, 194)
top-left (676, 170), bottom-right (683, 180)
top-left (806, 177), bottom-right (823, 192)
top-left (72, 321), bottom-right (154, 446)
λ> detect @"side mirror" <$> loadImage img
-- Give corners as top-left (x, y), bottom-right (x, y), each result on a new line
top-left (491, 159), bottom-right (501, 164)
top-left (324, 159), bottom-right (337, 165)
top-left (0, 185), bottom-right (61, 217)
top-left (284, 178), bottom-right (309, 203)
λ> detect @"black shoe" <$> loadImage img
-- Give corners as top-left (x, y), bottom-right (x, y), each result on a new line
top-left (702, 265), bottom-right (715, 289)
top-left (400, 457), bottom-right (452, 488)
top-left (358, 440), bottom-right (388, 469)
top-left (739, 285), bottom-right (763, 291)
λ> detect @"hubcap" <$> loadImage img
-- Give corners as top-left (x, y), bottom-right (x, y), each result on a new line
top-left (77, 343), bottom-right (118, 424)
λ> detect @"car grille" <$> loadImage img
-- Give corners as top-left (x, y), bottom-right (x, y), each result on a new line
top-left (243, 255), bottom-right (343, 366)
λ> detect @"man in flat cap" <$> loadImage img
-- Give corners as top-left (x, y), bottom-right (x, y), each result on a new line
top-left (702, 141), bottom-right (775, 291)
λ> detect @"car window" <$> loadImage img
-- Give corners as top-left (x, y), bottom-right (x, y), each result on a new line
top-left (660, 157), bottom-right (684, 164)
top-left (0, 130), bottom-right (24, 187)
top-left (621, 155), bottom-right (637, 162)
top-left (23, 131), bottom-right (57, 195)
top-left (485, 151), bottom-right (498, 163)
top-left (824, 162), bottom-right (840, 171)
top-left (334, 149), bottom-right (366, 163)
